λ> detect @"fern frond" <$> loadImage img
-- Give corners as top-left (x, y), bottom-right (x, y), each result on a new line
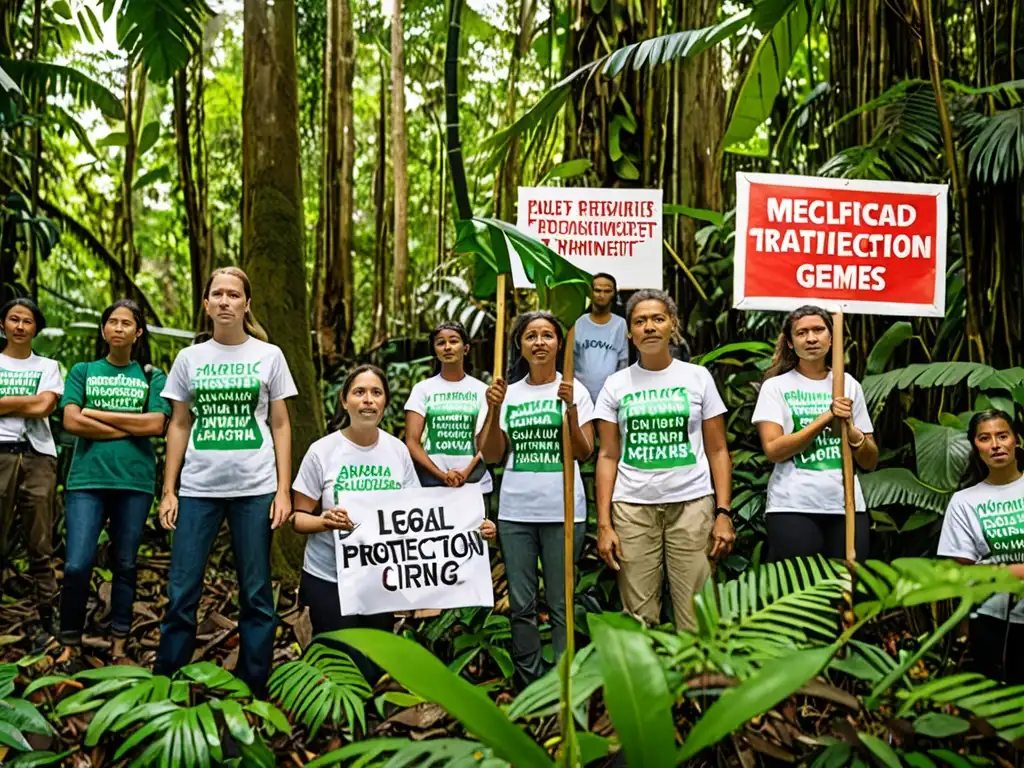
top-left (897, 673), bottom-right (1024, 743)
top-left (305, 738), bottom-right (505, 768)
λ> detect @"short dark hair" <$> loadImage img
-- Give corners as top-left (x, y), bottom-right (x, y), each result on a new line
top-left (0, 298), bottom-right (46, 350)
top-left (592, 273), bottom-right (618, 293)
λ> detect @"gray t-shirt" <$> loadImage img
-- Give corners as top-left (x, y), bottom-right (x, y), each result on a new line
top-left (573, 313), bottom-right (628, 403)
top-left (937, 476), bottom-right (1024, 624)
top-left (293, 429), bottom-right (420, 582)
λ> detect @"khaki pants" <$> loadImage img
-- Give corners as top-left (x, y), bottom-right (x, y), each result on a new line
top-left (612, 494), bottom-right (714, 631)
top-left (0, 452), bottom-right (59, 609)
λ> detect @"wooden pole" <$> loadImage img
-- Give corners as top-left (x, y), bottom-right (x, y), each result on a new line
top-left (559, 324), bottom-right (577, 763)
top-left (831, 312), bottom-right (857, 564)
top-left (493, 274), bottom-right (507, 377)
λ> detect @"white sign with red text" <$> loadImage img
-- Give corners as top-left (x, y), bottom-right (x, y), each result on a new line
top-left (733, 173), bottom-right (948, 316)
top-left (514, 186), bottom-right (663, 290)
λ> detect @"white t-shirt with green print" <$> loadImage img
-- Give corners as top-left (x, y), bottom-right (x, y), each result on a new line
top-left (162, 337), bottom-right (298, 498)
top-left (938, 476), bottom-right (1024, 624)
top-left (405, 373), bottom-right (492, 493)
top-left (293, 429), bottom-right (421, 583)
top-left (594, 360), bottom-right (726, 505)
top-left (752, 369), bottom-right (873, 515)
top-left (0, 352), bottom-right (64, 456)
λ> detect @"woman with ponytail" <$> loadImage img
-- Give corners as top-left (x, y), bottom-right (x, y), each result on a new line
top-left (155, 267), bottom-right (297, 696)
top-left (479, 311), bottom-right (594, 685)
top-left (59, 300), bottom-right (170, 660)
top-left (752, 305), bottom-right (877, 561)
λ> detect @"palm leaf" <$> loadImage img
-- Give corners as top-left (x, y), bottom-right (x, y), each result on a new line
top-left (0, 58), bottom-right (123, 120)
top-left (306, 738), bottom-right (507, 768)
top-left (505, 644), bottom-right (603, 725)
top-left (111, 0), bottom-right (212, 83)
top-left (897, 673), bottom-right (1024, 743)
top-left (860, 468), bottom-right (951, 514)
top-left (861, 362), bottom-right (998, 408)
top-left (268, 643), bottom-right (371, 738)
top-left (964, 107), bottom-right (1024, 184)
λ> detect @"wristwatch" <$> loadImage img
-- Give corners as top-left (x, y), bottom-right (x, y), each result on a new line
top-left (715, 506), bottom-right (734, 519)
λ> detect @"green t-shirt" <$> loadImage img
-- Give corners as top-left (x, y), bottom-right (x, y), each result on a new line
top-left (61, 359), bottom-right (172, 494)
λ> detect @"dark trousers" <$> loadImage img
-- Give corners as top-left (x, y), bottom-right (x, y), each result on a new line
top-left (969, 614), bottom-right (1024, 685)
top-left (0, 452), bottom-right (58, 617)
top-left (60, 489), bottom-right (152, 643)
top-left (498, 520), bottom-right (585, 686)
top-left (155, 493), bottom-right (276, 696)
top-left (298, 569), bottom-right (393, 683)
top-left (767, 511), bottom-right (869, 561)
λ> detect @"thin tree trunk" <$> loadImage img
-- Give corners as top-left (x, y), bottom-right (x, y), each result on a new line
top-left (391, 0), bottom-right (409, 332)
top-left (373, 58), bottom-right (389, 345)
top-left (174, 65), bottom-right (210, 328)
top-left (445, 0), bottom-right (471, 221)
top-left (494, 0), bottom-right (536, 222)
top-left (243, 0), bottom-right (324, 580)
top-left (27, 0), bottom-right (41, 301)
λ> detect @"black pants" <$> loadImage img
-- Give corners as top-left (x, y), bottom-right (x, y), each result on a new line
top-left (968, 614), bottom-right (1024, 684)
top-left (298, 570), bottom-right (393, 683)
top-left (766, 512), bottom-right (869, 561)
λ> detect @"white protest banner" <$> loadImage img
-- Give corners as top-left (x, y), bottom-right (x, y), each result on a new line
top-left (514, 186), bottom-right (663, 290)
top-left (335, 486), bottom-right (493, 616)
top-left (734, 173), bottom-right (948, 317)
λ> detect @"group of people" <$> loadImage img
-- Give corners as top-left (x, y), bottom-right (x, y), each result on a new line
top-left (0, 268), bottom-right (1020, 697)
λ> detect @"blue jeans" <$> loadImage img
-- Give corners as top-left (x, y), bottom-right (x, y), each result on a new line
top-left (59, 489), bottom-right (152, 644)
top-left (155, 494), bottom-right (276, 695)
top-left (499, 520), bottom-right (585, 686)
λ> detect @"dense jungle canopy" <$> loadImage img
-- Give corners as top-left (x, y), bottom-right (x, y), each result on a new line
top-left (3, 0), bottom-right (1024, 765)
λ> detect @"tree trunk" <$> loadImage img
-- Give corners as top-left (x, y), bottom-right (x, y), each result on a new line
top-left (373, 58), bottom-right (389, 346)
top-left (26, 0), bottom-right (41, 301)
top-left (243, 0), bottom-right (324, 581)
top-left (494, 0), bottom-right (536, 222)
top-left (391, 0), bottom-right (409, 333)
top-left (314, 0), bottom-right (356, 366)
top-left (445, 0), bottom-right (472, 221)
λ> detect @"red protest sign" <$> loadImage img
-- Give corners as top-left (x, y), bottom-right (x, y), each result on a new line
top-left (733, 173), bottom-right (948, 317)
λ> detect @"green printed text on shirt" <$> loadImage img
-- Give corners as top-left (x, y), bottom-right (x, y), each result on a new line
top-left (333, 464), bottom-right (402, 500)
top-left (973, 495), bottom-right (1024, 563)
top-left (507, 399), bottom-right (562, 472)
top-left (87, 374), bottom-right (147, 412)
top-left (192, 362), bottom-right (262, 450)
top-left (784, 390), bottom-right (840, 471)
top-left (0, 369), bottom-right (41, 397)
top-left (424, 391), bottom-right (479, 456)
top-left (620, 387), bottom-right (694, 470)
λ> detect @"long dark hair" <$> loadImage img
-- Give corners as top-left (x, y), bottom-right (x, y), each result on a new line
top-left (330, 364), bottom-right (391, 431)
top-left (195, 267), bottom-right (269, 344)
top-left (506, 311), bottom-right (564, 384)
top-left (0, 297), bottom-right (45, 351)
top-left (764, 305), bottom-right (834, 380)
top-left (429, 320), bottom-right (471, 375)
top-left (95, 299), bottom-right (152, 367)
top-left (964, 409), bottom-right (1024, 486)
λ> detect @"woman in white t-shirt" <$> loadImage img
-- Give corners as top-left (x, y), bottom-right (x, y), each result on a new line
top-left (479, 311), bottom-right (594, 685)
top-left (938, 409), bottom-right (1024, 684)
top-left (155, 267), bottom-right (298, 697)
top-left (405, 321), bottom-right (491, 493)
top-left (752, 305), bottom-right (877, 562)
top-left (594, 289), bottom-right (734, 631)
top-left (0, 298), bottom-right (64, 647)
top-left (294, 364), bottom-right (495, 681)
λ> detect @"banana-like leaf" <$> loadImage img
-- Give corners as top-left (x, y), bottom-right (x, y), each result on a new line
top-left (906, 418), bottom-right (972, 491)
top-left (860, 468), bottom-right (951, 514)
top-left (591, 614), bottom-right (676, 767)
top-left (865, 321), bottom-right (914, 374)
top-left (722, 0), bottom-right (813, 148)
top-left (678, 645), bottom-right (837, 761)
top-left (323, 629), bottom-right (553, 768)
top-left (0, 58), bottom-right (123, 120)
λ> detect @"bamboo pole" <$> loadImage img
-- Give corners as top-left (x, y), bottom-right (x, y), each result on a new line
top-left (493, 274), bottom-right (507, 376)
top-left (832, 312), bottom-right (857, 564)
top-left (559, 324), bottom-right (577, 764)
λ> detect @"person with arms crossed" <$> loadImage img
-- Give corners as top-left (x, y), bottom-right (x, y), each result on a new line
top-left (59, 300), bottom-right (170, 661)
top-left (479, 311), bottom-right (594, 685)
top-left (594, 289), bottom-right (734, 630)
top-left (752, 306), bottom-right (877, 561)
top-left (573, 273), bottom-right (628, 404)
top-left (0, 298), bottom-right (63, 647)
top-left (938, 410), bottom-right (1024, 684)
top-left (155, 267), bottom-right (297, 697)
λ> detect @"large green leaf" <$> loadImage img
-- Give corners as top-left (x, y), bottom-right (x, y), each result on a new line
top-left (324, 629), bottom-right (553, 768)
top-left (860, 468), bottom-right (951, 514)
top-left (590, 615), bottom-right (676, 767)
top-left (537, 158), bottom-right (592, 184)
top-left (964, 106), bottom-right (1024, 184)
top-left (862, 362), bottom-right (999, 408)
top-left (906, 418), bottom-right (972, 491)
top-left (678, 645), bottom-right (837, 761)
top-left (0, 58), bottom-right (123, 120)
top-left (111, 0), bottom-right (211, 83)
top-left (722, 0), bottom-right (810, 148)
top-left (865, 321), bottom-right (914, 375)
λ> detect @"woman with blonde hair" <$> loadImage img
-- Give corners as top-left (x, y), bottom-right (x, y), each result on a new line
top-left (155, 267), bottom-right (297, 696)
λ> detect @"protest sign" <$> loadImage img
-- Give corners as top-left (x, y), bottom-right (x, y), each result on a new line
top-left (335, 486), bottom-right (493, 615)
top-left (514, 186), bottom-right (663, 290)
top-left (733, 173), bottom-right (948, 317)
